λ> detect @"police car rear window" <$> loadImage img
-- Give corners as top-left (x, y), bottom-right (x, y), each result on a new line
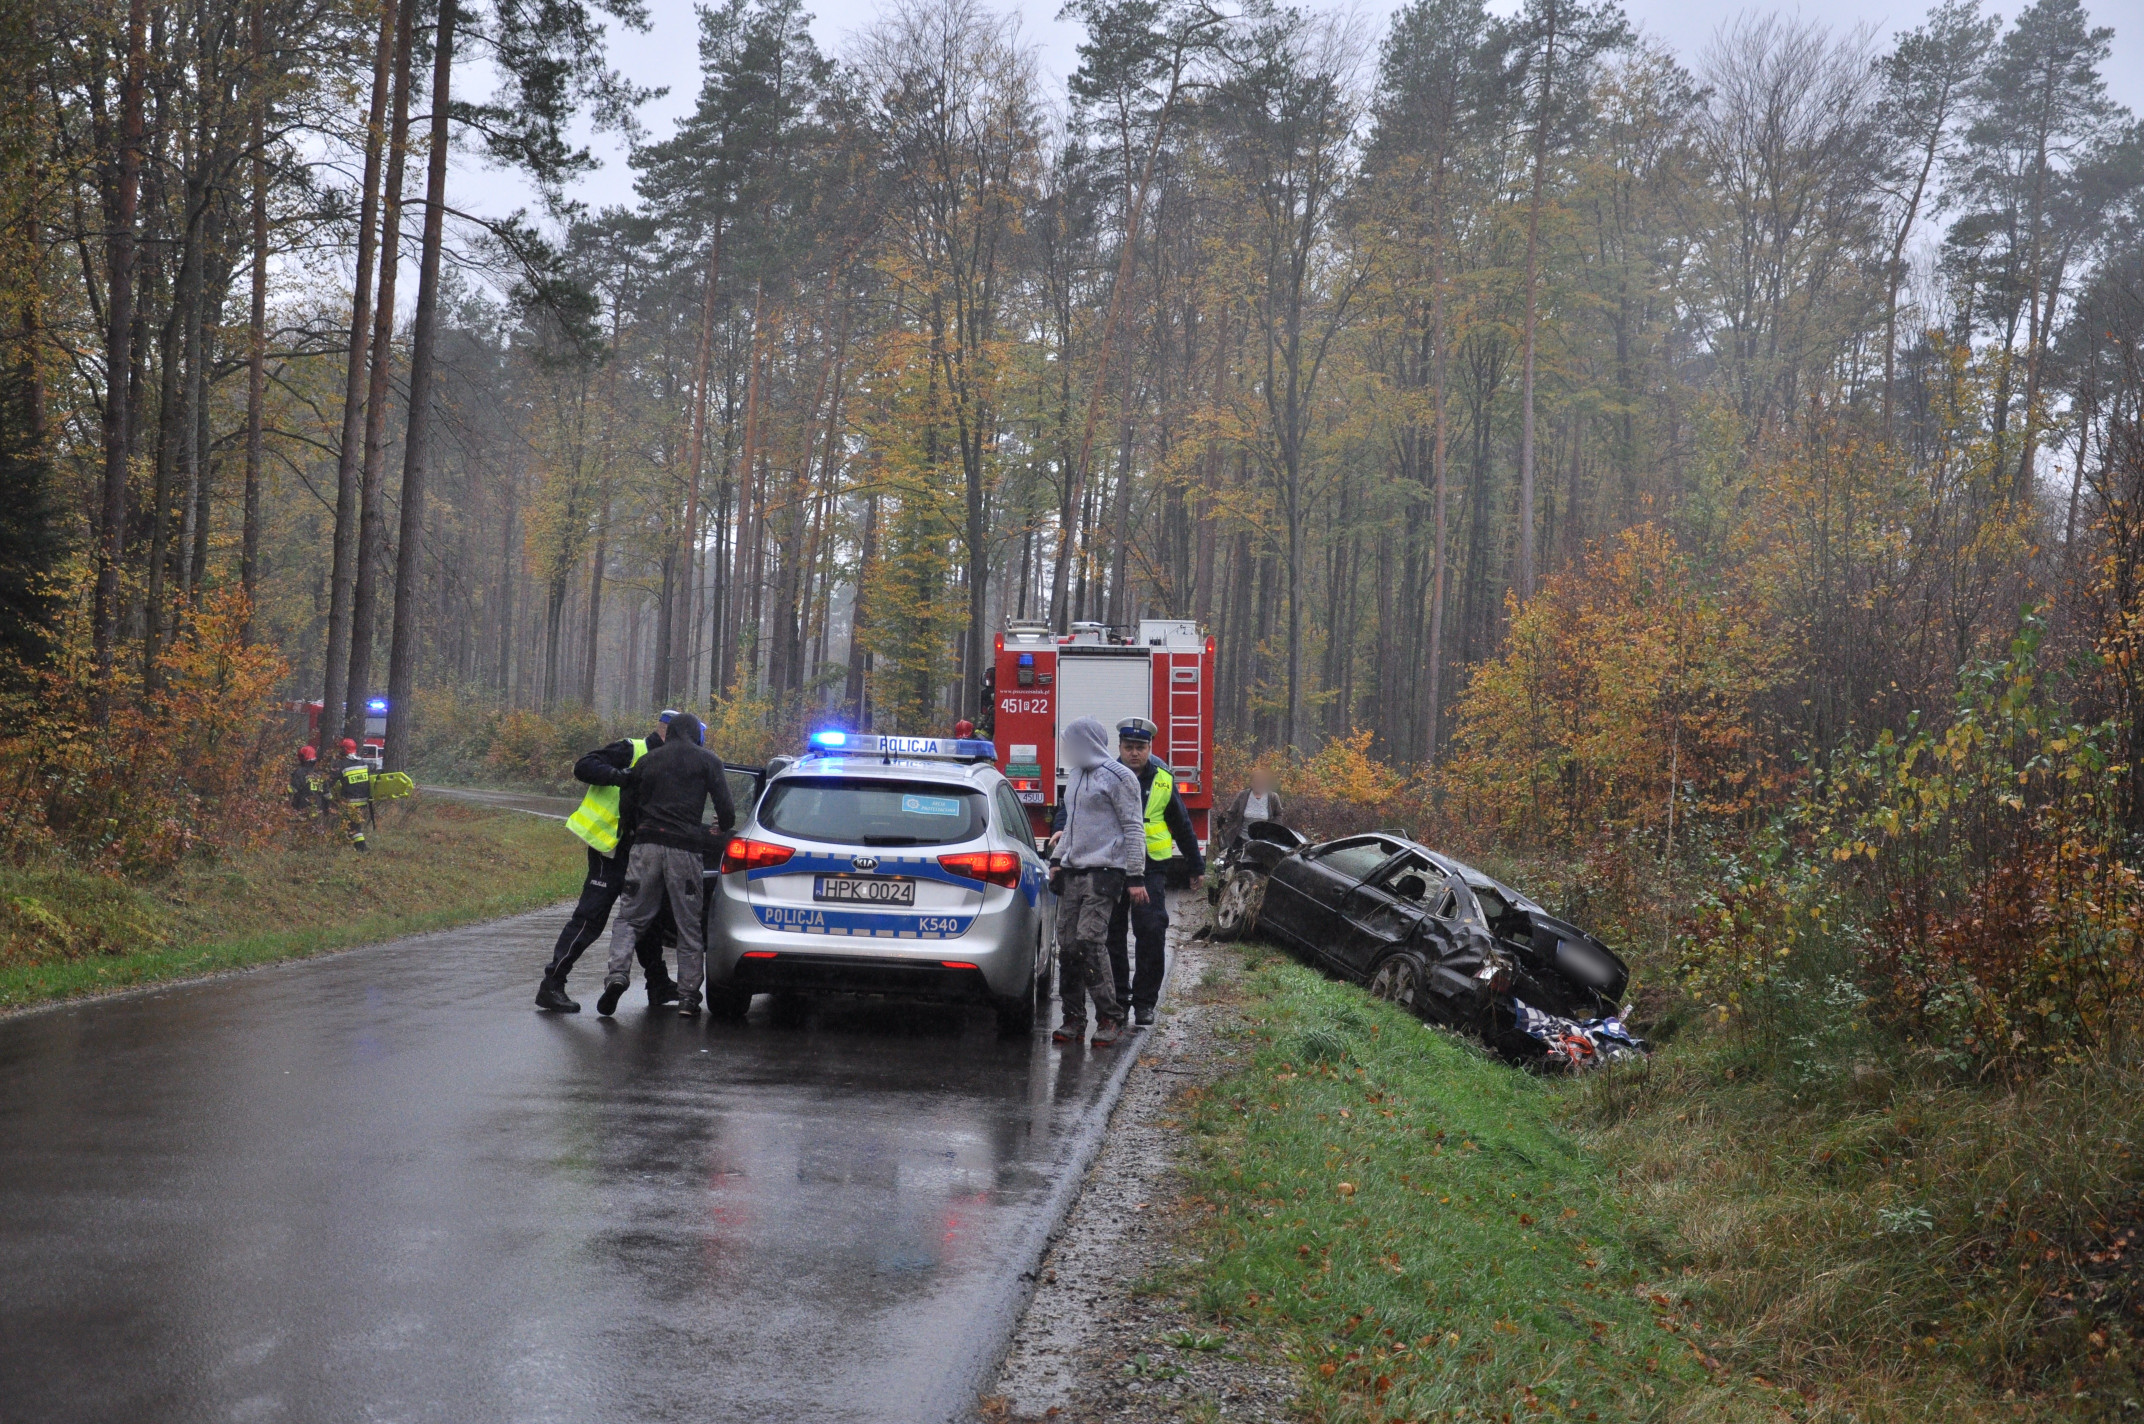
top-left (759, 778), bottom-right (988, 847)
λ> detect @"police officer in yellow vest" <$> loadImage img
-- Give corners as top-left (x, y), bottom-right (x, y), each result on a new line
top-left (1108, 717), bottom-right (1202, 1027)
top-left (534, 712), bottom-right (683, 1012)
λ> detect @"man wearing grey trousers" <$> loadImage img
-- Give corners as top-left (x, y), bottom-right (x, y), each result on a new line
top-left (1049, 715), bottom-right (1146, 1047)
top-left (599, 711), bottom-right (736, 1017)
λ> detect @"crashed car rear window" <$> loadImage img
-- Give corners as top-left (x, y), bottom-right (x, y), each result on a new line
top-left (759, 778), bottom-right (987, 847)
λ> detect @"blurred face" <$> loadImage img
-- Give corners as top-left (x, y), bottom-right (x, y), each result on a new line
top-left (1119, 738), bottom-right (1150, 771)
top-left (1250, 768), bottom-right (1275, 795)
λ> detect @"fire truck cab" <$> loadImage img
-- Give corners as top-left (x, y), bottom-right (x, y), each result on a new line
top-left (988, 619), bottom-right (1216, 845)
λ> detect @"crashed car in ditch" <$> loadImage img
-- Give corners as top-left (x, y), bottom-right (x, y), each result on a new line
top-left (1209, 823), bottom-right (1645, 1070)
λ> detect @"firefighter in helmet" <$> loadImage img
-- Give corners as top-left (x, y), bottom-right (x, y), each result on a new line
top-left (290, 746), bottom-right (324, 817)
top-left (333, 738), bottom-right (373, 849)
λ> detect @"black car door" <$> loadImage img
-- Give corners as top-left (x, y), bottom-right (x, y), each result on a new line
top-left (1329, 851), bottom-right (1438, 981)
top-left (1261, 837), bottom-right (1404, 956)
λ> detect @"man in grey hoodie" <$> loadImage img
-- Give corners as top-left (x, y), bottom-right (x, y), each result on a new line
top-left (1050, 715), bottom-right (1146, 1046)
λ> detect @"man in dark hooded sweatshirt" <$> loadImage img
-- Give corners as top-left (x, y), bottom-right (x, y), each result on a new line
top-left (599, 711), bottom-right (736, 1017)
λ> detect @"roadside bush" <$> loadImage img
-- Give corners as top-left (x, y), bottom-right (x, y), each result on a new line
top-left (1444, 525), bottom-right (1787, 851)
top-left (0, 589), bottom-right (287, 874)
top-left (1682, 616), bottom-right (2144, 1073)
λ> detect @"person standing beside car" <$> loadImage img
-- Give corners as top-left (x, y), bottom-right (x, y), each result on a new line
top-left (600, 711), bottom-right (736, 1018)
top-left (535, 711), bottom-right (684, 1013)
top-left (1106, 718), bottom-right (1203, 1028)
top-left (1216, 766), bottom-right (1285, 852)
top-left (1048, 715), bottom-right (1144, 1047)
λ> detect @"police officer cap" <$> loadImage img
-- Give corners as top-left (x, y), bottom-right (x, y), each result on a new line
top-left (657, 708), bottom-right (680, 723)
top-left (1116, 717), bottom-right (1157, 742)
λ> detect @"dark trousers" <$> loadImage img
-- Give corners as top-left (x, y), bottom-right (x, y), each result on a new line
top-left (543, 845), bottom-right (674, 989)
top-left (1106, 868), bottom-right (1170, 1011)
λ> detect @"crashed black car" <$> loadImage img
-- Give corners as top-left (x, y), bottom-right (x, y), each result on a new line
top-left (1209, 823), bottom-right (1645, 1070)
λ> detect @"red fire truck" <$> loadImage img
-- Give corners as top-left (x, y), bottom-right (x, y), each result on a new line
top-left (288, 697), bottom-right (389, 771)
top-left (989, 619), bottom-right (1216, 845)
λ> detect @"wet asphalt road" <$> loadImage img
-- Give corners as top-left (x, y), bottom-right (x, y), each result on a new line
top-left (0, 907), bottom-right (1139, 1424)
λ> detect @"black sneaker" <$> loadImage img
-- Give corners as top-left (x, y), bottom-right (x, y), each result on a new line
top-left (1052, 1023), bottom-right (1085, 1045)
top-left (678, 994), bottom-right (703, 1017)
top-left (1134, 1006), bottom-right (1156, 1027)
top-left (647, 980), bottom-right (680, 1007)
top-left (535, 983), bottom-right (580, 1013)
top-left (596, 980), bottom-right (626, 1017)
top-left (1090, 1017), bottom-right (1125, 1047)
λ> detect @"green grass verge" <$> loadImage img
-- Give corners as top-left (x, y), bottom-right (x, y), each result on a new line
top-left (0, 799), bottom-right (583, 1010)
top-left (1179, 944), bottom-right (1770, 1423)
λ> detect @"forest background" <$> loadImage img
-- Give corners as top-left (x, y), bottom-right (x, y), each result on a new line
top-left (5, 0), bottom-right (2144, 1411)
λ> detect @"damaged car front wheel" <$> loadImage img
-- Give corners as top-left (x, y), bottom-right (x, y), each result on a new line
top-left (1212, 871), bottom-right (1265, 940)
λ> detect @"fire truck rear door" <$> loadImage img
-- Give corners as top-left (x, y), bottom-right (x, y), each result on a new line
top-left (1054, 653), bottom-right (1151, 784)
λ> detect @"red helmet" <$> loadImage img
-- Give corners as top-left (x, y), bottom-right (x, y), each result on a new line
top-left (953, 719), bottom-right (976, 738)
top-left (340, 738), bottom-right (358, 755)
top-left (299, 746), bottom-right (317, 762)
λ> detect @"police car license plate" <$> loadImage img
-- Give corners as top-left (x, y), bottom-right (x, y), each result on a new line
top-left (814, 875), bottom-right (916, 906)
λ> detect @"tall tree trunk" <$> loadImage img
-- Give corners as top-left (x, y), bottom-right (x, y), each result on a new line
top-left (1051, 65), bottom-right (1185, 632)
top-left (1516, 3), bottom-right (1558, 603)
top-left (383, 0), bottom-right (454, 773)
top-left (844, 492), bottom-right (878, 725)
top-left (723, 291), bottom-right (769, 693)
top-left (1424, 248), bottom-right (1452, 763)
top-left (144, 241), bottom-right (193, 686)
top-left (344, 0), bottom-right (416, 741)
top-left (673, 218), bottom-right (724, 702)
top-left (241, 0), bottom-right (267, 638)
top-left (93, 0), bottom-right (148, 704)
top-left (321, 0), bottom-right (399, 744)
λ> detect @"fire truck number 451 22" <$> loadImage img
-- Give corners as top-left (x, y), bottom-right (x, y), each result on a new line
top-left (999, 696), bottom-right (1050, 716)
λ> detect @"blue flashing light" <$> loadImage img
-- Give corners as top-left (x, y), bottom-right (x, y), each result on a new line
top-left (1017, 653), bottom-right (1034, 666)
top-left (366, 698), bottom-right (389, 713)
top-left (801, 732), bottom-right (996, 762)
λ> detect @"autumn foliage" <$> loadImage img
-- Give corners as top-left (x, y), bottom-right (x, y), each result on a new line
top-left (1443, 525), bottom-right (1785, 848)
top-left (0, 589), bottom-right (288, 875)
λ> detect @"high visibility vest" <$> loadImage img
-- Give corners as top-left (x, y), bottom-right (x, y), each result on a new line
top-left (338, 764), bottom-right (373, 802)
top-left (565, 738), bottom-right (648, 854)
top-left (1143, 765), bottom-right (1177, 862)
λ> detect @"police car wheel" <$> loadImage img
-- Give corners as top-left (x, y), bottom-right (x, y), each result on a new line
top-left (708, 986), bottom-right (754, 1022)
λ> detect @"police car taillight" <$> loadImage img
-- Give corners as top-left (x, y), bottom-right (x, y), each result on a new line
top-left (937, 850), bottom-right (1020, 888)
top-left (721, 838), bottom-right (795, 874)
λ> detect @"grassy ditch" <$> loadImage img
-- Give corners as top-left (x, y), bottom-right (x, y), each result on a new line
top-left (1177, 936), bottom-right (2130, 1421)
top-left (0, 798), bottom-right (583, 1010)
top-left (1177, 942), bottom-right (1762, 1423)
top-left (1580, 1023), bottom-right (2144, 1422)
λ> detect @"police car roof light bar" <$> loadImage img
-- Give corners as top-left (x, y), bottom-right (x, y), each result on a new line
top-left (802, 732), bottom-right (998, 764)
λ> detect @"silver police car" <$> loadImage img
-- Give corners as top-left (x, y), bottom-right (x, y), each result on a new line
top-left (704, 733), bottom-right (1057, 1033)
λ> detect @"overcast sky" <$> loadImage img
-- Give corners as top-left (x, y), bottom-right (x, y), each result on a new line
top-left (452, 0), bottom-right (2144, 223)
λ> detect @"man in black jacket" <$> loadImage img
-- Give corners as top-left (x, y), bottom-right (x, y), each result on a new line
top-left (534, 714), bottom-right (681, 1013)
top-left (599, 711), bottom-right (737, 1017)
